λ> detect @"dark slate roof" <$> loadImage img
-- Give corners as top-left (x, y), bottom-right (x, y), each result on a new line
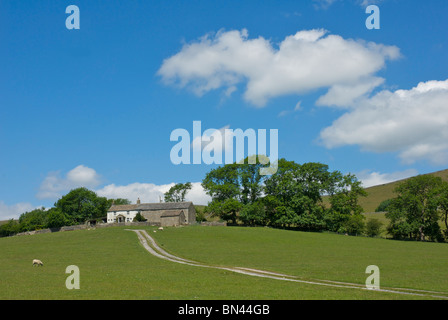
top-left (160, 209), bottom-right (185, 217)
top-left (108, 204), bottom-right (139, 212)
top-left (108, 201), bottom-right (193, 212)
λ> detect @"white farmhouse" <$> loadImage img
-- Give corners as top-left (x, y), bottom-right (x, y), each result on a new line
top-left (107, 198), bottom-right (196, 226)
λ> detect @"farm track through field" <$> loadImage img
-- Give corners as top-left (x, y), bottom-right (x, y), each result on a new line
top-left (128, 229), bottom-right (448, 300)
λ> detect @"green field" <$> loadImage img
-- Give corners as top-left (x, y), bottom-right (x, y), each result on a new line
top-left (1, 225), bottom-right (447, 300)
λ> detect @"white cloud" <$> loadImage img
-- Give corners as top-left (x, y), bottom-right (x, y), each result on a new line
top-left (278, 101), bottom-right (302, 117)
top-left (158, 29), bottom-right (400, 107)
top-left (96, 182), bottom-right (173, 204)
top-left (37, 165), bottom-right (102, 199)
top-left (319, 79), bottom-right (448, 165)
top-left (36, 165), bottom-right (211, 205)
top-left (357, 169), bottom-right (418, 188)
top-left (96, 182), bottom-right (211, 205)
top-left (316, 77), bottom-right (384, 107)
top-left (313, 0), bottom-right (338, 10)
top-left (0, 201), bottom-right (35, 220)
top-left (191, 125), bottom-right (233, 155)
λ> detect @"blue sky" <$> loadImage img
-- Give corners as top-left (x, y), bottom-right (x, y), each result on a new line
top-left (1, 0), bottom-right (448, 219)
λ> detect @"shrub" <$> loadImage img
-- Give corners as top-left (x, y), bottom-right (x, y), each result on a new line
top-left (343, 214), bottom-right (366, 236)
top-left (375, 198), bottom-right (393, 212)
top-left (366, 218), bottom-right (383, 237)
top-left (133, 212), bottom-right (147, 222)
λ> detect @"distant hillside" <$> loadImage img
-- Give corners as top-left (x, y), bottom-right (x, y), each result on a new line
top-left (359, 169), bottom-right (448, 213)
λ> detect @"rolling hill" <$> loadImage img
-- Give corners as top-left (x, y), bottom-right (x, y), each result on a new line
top-left (358, 168), bottom-right (448, 213)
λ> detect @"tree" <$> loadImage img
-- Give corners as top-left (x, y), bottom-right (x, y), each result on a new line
top-left (238, 155), bottom-right (267, 205)
top-left (327, 174), bottom-right (367, 232)
top-left (133, 212), bottom-right (147, 222)
top-left (0, 219), bottom-right (20, 237)
top-left (46, 208), bottom-right (69, 228)
top-left (239, 200), bottom-right (267, 226)
top-left (18, 207), bottom-right (48, 231)
top-left (55, 187), bottom-right (109, 224)
top-left (375, 198), bottom-right (393, 212)
top-left (264, 160), bottom-right (342, 230)
top-left (164, 182), bottom-right (192, 202)
top-left (438, 181), bottom-right (448, 239)
top-left (205, 198), bottom-right (242, 224)
top-left (202, 164), bottom-right (241, 202)
top-left (386, 175), bottom-right (443, 241)
top-left (343, 214), bottom-right (366, 236)
top-left (366, 218), bottom-right (383, 237)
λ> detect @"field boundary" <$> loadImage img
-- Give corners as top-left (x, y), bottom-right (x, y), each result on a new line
top-left (128, 229), bottom-right (448, 300)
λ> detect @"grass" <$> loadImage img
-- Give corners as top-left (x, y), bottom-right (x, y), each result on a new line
top-left (1, 225), bottom-right (447, 300)
top-left (359, 168), bottom-right (448, 213)
top-left (153, 225), bottom-right (448, 294)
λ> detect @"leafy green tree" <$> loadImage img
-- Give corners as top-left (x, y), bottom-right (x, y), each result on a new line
top-left (343, 214), bottom-right (366, 235)
top-left (366, 218), bottom-right (383, 237)
top-left (55, 187), bottom-right (108, 224)
top-left (164, 182), bottom-right (192, 202)
top-left (202, 164), bottom-right (241, 202)
top-left (46, 208), bottom-right (69, 228)
top-left (438, 181), bottom-right (448, 239)
top-left (0, 219), bottom-right (20, 237)
top-left (327, 174), bottom-right (367, 232)
top-left (205, 198), bottom-right (242, 224)
top-left (375, 198), bottom-right (393, 212)
top-left (386, 175), bottom-right (443, 241)
top-left (238, 156), bottom-right (267, 205)
top-left (264, 160), bottom-right (357, 230)
top-left (195, 211), bottom-right (207, 222)
top-left (239, 200), bottom-right (267, 226)
top-left (133, 212), bottom-right (147, 222)
top-left (18, 207), bottom-right (48, 231)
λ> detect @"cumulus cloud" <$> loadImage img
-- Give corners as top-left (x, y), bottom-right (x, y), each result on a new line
top-left (96, 182), bottom-right (211, 205)
top-left (37, 165), bottom-right (102, 199)
top-left (319, 79), bottom-right (448, 164)
top-left (0, 201), bottom-right (35, 220)
top-left (158, 29), bottom-right (400, 107)
top-left (357, 169), bottom-right (418, 188)
top-left (191, 125), bottom-right (234, 155)
top-left (36, 164), bottom-right (211, 205)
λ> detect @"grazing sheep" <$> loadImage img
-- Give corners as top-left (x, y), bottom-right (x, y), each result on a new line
top-left (158, 227), bottom-right (164, 231)
top-left (32, 259), bottom-right (43, 266)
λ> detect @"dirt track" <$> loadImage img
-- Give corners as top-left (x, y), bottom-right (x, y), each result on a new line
top-left (128, 229), bottom-right (448, 299)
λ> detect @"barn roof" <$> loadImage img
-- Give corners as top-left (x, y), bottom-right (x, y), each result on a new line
top-left (107, 204), bottom-right (139, 212)
top-left (160, 209), bottom-right (185, 217)
top-left (108, 201), bottom-right (193, 212)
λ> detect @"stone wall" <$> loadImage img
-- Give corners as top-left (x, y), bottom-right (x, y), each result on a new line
top-left (200, 221), bottom-right (227, 226)
top-left (14, 221), bottom-right (160, 237)
top-left (14, 220), bottom-right (226, 237)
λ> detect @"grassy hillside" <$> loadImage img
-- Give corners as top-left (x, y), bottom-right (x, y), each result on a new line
top-left (321, 168), bottom-right (448, 213)
top-left (359, 169), bottom-right (448, 212)
top-left (1, 225), bottom-right (447, 299)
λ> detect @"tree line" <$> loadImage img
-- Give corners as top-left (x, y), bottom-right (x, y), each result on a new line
top-left (198, 157), bottom-right (369, 234)
top-left (2, 158), bottom-right (448, 242)
top-left (166, 157), bottom-right (448, 242)
top-left (0, 188), bottom-right (130, 237)
top-left (381, 175), bottom-right (448, 242)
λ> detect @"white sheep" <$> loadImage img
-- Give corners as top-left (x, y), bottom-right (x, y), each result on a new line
top-left (32, 259), bottom-right (44, 266)
top-left (158, 227), bottom-right (164, 231)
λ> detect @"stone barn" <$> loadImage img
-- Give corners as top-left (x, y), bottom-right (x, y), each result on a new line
top-left (107, 199), bottom-right (196, 226)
